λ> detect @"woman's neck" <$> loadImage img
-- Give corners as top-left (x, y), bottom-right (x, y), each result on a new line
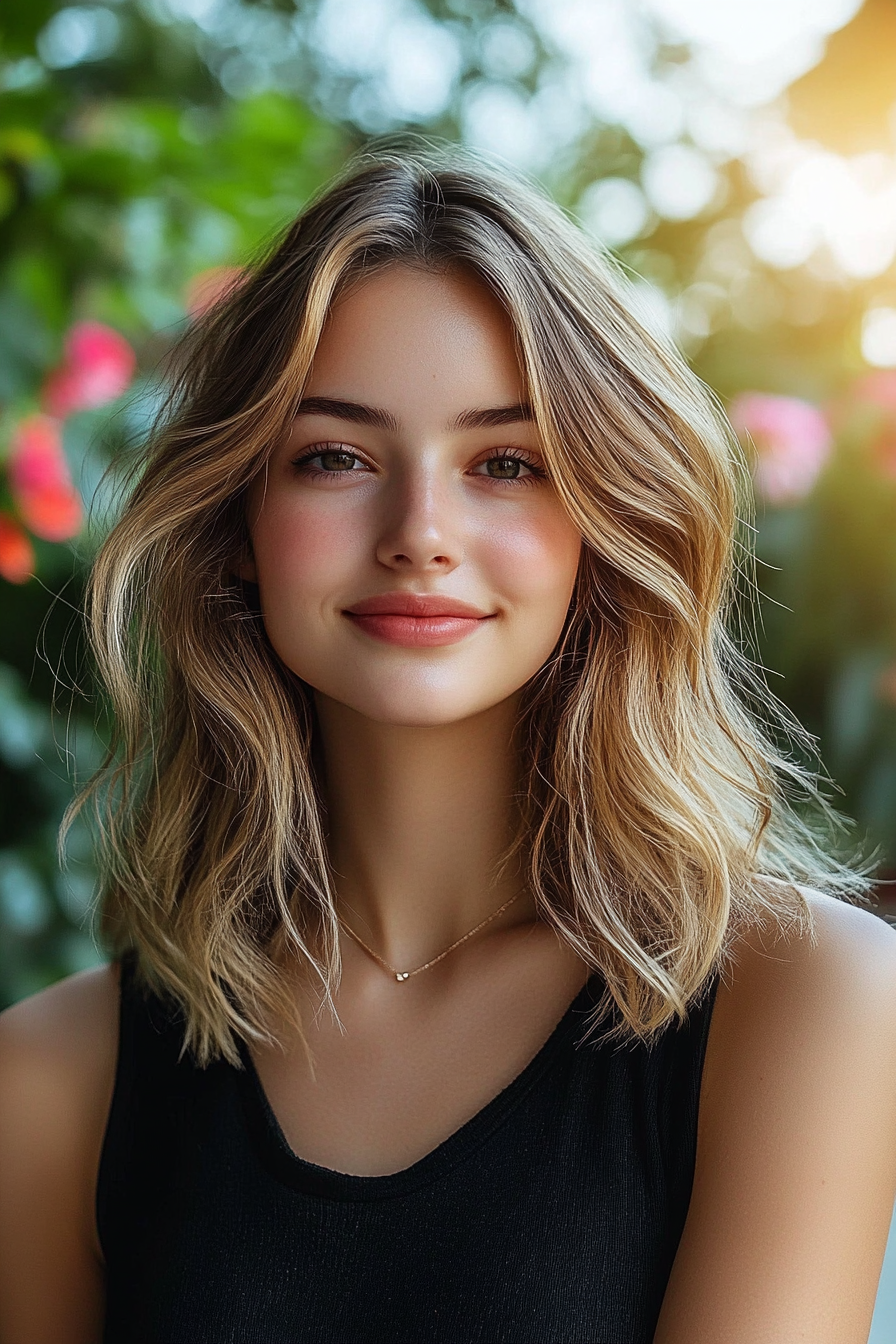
top-left (314, 692), bottom-right (531, 968)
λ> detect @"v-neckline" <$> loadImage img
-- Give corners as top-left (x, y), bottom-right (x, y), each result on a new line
top-left (235, 973), bottom-right (602, 1202)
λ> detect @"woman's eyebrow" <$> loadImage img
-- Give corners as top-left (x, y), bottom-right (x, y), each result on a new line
top-left (295, 397), bottom-right (534, 433)
top-left (295, 397), bottom-right (399, 431)
top-left (452, 403), bottom-right (534, 430)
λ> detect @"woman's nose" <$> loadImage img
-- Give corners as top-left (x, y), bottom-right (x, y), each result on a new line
top-left (374, 463), bottom-right (463, 574)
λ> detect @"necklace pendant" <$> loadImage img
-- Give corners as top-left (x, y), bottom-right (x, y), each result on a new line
top-left (396, 971), bottom-right (410, 982)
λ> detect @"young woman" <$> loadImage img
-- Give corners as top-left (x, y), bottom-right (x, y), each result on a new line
top-left (2, 146), bottom-right (896, 1344)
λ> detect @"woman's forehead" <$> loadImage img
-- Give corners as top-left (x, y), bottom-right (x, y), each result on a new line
top-left (304, 265), bottom-right (527, 429)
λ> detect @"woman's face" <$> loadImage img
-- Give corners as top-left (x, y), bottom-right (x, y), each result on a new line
top-left (242, 264), bottom-right (582, 727)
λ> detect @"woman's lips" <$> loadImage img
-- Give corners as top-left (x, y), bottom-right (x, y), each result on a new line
top-left (344, 593), bottom-right (494, 648)
top-left (347, 614), bottom-right (487, 647)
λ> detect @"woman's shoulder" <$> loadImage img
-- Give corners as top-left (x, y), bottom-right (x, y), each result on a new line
top-left (0, 959), bottom-right (121, 1165)
top-left (654, 890), bottom-right (896, 1343)
top-left (724, 884), bottom-right (896, 1012)
top-left (0, 960), bottom-right (121, 1088)
top-left (0, 964), bottom-right (121, 1236)
top-left (0, 965), bottom-right (121, 1336)
top-left (707, 885), bottom-right (896, 1104)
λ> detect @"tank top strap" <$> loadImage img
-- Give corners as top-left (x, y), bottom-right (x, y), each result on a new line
top-left (653, 970), bottom-right (721, 1174)
top-left (96, 955), bottom-right (191, 1264)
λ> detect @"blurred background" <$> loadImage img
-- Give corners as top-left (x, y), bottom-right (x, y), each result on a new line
top-left (2, 0), bottom-right (896, 1328)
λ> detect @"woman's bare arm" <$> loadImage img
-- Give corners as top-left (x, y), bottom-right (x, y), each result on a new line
top-left (0, 965), bottom-right (119, 1344)
top-left (654, 891), bottom-right (896, 1344)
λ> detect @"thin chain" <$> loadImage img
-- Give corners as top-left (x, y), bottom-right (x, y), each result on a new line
top-left (339, 891), bottom-right (522, 982)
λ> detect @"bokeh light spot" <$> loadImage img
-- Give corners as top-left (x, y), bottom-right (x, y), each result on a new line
top-left (37, 6), bottom-right (120, 69)
top-left (579, 178), bottom-right (650, 248)
top-left (641, 143), bottom-right (717, 220)
top-left (862, 308), bottom-right (896, 368)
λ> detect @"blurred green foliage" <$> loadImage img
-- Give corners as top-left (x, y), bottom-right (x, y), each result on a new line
top-left (2, 0), bottom-right (896, 1007)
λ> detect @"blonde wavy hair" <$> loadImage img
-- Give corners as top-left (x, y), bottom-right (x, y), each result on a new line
top-left (64, 144), bottom-right (868, 1065)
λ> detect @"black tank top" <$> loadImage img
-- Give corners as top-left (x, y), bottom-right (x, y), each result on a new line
top-left (98, 958), bottom-right (718, 1344)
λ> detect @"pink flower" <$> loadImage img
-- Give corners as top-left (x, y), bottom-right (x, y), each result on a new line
top-left (8, 414), bottom-right (83, 542)
top-left (853, 370), bottom-right (896, 415)
top-left (0, 513), bottom-right (35, 583)
top-left (41, 320), bottom-right (136, 419)
top-left (848, 373), bottom-right (896, 480)
top-left (729, 392), bottom-right (832, 505)
top-left (185, 266), bottom-right (245, 319)
top-left (871, 429), bottom-right (896, 481)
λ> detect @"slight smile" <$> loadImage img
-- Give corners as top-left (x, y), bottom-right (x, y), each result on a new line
top-left (344, 593), bottom-right (496, 648)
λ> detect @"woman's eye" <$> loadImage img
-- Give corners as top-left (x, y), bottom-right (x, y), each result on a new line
top-left (318, 450), bottom-right (359, 472)
top-left (293, 446), bottom-right (366, 475)
top-left (472, 454), bottom-right (543, 482)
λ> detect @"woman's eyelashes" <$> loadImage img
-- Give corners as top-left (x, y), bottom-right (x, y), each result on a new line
top-left (290, 443), bottom-right (547, 485)
top-left (290, 445), bottom-right (370, 477)
top-left (469, 447), bottom-right (547, 484)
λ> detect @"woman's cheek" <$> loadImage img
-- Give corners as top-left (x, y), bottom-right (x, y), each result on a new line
top-left (254, 499), bottom-right (365, 594)
top-left (479, 505), bottom-right (581, 608)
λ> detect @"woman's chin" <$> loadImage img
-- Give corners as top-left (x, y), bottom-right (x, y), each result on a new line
top-left (312, 682), bottom-right (517, 730)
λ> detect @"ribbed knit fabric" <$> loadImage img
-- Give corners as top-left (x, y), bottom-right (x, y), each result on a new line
top-left (98, 958), bottom-right (718, 1344)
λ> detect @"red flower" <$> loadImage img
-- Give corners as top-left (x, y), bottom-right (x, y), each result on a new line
top-left (41, 321), bottom-right (136, 419)
top-left (8, 414), bottom-right (83, 542)
top-left (0, 513), bottom-right (35, 583)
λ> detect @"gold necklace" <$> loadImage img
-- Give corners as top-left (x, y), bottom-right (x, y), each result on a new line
top-left (338, 891), bottom-right (522, 982)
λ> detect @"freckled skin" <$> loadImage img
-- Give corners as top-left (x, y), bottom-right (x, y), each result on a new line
top-left (241, 265), bottom-right (583, 727)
